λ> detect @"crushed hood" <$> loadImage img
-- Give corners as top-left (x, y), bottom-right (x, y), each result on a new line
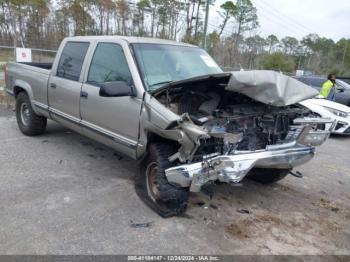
top-left (226, 70), bottom-right (318, 107)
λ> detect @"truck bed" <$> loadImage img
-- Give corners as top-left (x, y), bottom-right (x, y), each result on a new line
top-left (19, 62), bottom-right (53, 70)
top-left (5, 62), bottom-right (51, 107)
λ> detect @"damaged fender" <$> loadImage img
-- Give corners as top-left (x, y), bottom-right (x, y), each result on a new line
top-left (137, 93), bottom-right (209, 162)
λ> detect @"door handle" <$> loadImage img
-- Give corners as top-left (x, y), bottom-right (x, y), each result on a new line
top-left (50, 83), bottom-right (56, 89)
top-left (80, 91), bottom-right (88, 99)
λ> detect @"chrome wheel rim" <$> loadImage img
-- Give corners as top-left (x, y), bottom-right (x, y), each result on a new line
top-left (146, 162), bottom-right (160, 201)
top-left (20, 103), bottom-right (30, 126)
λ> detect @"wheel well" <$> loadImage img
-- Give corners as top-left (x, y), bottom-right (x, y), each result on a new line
top-left (13, 86), bottom-right (26, 98)
top-left (147, 132), bottom-right (180, 150)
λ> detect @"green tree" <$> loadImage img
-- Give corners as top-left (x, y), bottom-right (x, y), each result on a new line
top-left (232, 0), bottom-right (258, 54)
top-left (245, 35), bottom-right (266, 69)
top-left (218, 1), bottom-right (236, 38)
top-left (281, 36), bottom-right (299, 55)
top-left (91, 0), bottom-right (115, 35)
top-left (116, 0), bottom-right (130, 35)
top-left (334, 38), bottom-right (350, 74)
top-left (135, 0), bottom-right (151, 36)
top-left (266, 34), bottom-right (278, 54)
top-left (261, 53), bottom-right (295, 72)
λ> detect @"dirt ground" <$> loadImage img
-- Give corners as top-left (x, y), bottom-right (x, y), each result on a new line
top-left (0, 105), bottom-right (349, 255)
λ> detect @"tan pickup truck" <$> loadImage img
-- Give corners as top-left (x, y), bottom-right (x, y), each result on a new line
top-left (5, 36), bottom-right (332, 216)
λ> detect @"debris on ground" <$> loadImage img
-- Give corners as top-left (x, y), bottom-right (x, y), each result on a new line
top-left (237, 208), bottom-right (251, 214)
top-left (195, 201), bottom-right (205, 207)
top-left (209, 204), bottom-right (218, 210)
top-left (129, 220), bottom-right (153, 228)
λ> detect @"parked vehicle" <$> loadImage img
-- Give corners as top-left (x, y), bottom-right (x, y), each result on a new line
top-left (337, 77), bottom-right (350, 85)
top-left (294, 76), bottom-right (350, 106)
top-left (300, 99), bottom-right (350, 135)
top-left (5, 36), bottom-right (332, 217)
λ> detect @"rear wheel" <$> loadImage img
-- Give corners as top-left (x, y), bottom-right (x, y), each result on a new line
top-left (16, 92), bottom-right (47, 136)
top-left (247, 168), bottom-right (290, 184)
top-left (135, 143), bottom-right (189, 217)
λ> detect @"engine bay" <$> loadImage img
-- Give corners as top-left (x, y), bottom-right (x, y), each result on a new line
top-left (153, 78), bottom-right (313, 162)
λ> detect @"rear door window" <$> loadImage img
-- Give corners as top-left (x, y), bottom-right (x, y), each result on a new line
top-left (57, 42), bottom-right (90, 81)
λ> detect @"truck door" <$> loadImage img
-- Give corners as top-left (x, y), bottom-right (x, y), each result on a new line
top-left (48, 41), bottom-right (90, 125)
top-left (80, 42), bottom-right (142, 158)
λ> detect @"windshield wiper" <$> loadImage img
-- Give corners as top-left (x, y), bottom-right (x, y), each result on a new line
top-left (148, 80), bottom-right (173, 89)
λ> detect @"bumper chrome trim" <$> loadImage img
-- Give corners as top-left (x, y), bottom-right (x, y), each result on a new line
top-left (165, 143), bottom-right (315, 192)
top-left (165, 122), bottom-right (333, 192)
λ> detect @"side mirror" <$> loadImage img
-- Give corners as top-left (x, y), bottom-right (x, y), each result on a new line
top-left (99, 81), bottom-right (136, 97)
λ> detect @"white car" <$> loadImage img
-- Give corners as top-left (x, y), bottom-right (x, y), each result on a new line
top-left (300, 98), bottom-right (350, 135)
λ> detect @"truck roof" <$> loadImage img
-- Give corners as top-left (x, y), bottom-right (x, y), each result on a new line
top-left (64, 35), bottom-right (197, 48)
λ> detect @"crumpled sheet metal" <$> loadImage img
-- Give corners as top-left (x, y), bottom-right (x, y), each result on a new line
top-left (226, 70), bottom-right (318, 107)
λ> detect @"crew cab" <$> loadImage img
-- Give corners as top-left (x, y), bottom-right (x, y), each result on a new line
top-left (5, 36), bottom-right (333, 217)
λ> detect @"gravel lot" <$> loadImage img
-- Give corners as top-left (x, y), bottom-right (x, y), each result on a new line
top-left (0, 105), bottom-right (349, 255)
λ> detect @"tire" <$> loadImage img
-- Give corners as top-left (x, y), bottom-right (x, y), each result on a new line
top-left (135, 143), bottom-right (189, 217)
top-left (16, 92), bottom-right (47, 136)
top-left (247, 168), bottom-right (290, 184)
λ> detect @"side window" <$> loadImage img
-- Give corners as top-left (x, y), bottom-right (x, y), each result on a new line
top-left (57, 42), bottom-right (90, 81)
top-left (87, 43), bottom-right (132, 85)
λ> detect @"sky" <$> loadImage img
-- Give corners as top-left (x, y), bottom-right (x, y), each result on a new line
top-left (210, 0), bottom-right (350, 41)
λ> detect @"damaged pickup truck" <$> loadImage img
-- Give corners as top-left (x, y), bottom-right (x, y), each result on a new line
top-left (5, 36), bottom-right (333, 217)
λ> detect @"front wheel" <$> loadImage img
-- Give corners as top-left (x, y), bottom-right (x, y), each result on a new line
top-left (16, 92), bottom-right (47, 136)
top-left (135, 143), bottom-right (189, 217)
top-left (247, 168), bottom-right (290, 184)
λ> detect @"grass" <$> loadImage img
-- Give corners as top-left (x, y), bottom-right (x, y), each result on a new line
top-left (0, 49), bottom-right (13, 61)
top-left (0, 63), bottom-right (6, 71)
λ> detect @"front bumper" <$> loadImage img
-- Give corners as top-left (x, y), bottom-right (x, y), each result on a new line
top-left (165, 124), bottom-right (332, 192)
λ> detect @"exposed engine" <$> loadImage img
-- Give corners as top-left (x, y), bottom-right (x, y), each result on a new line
top-left (154, 80), bottom-right (313, 162)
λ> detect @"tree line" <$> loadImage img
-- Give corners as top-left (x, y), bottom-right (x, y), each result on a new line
top-left (0, 0), bottom-right (349, 75)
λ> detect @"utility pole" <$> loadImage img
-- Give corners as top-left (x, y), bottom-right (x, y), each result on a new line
top-left (202, 0), bottom-right (210, 49)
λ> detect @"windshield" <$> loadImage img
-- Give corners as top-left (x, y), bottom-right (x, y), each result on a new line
top-left (132, 43), bottom-right (223, 91)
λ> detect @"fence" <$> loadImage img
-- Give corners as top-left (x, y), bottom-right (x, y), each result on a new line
top-left (0, 46), bottom-right (57, 63)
